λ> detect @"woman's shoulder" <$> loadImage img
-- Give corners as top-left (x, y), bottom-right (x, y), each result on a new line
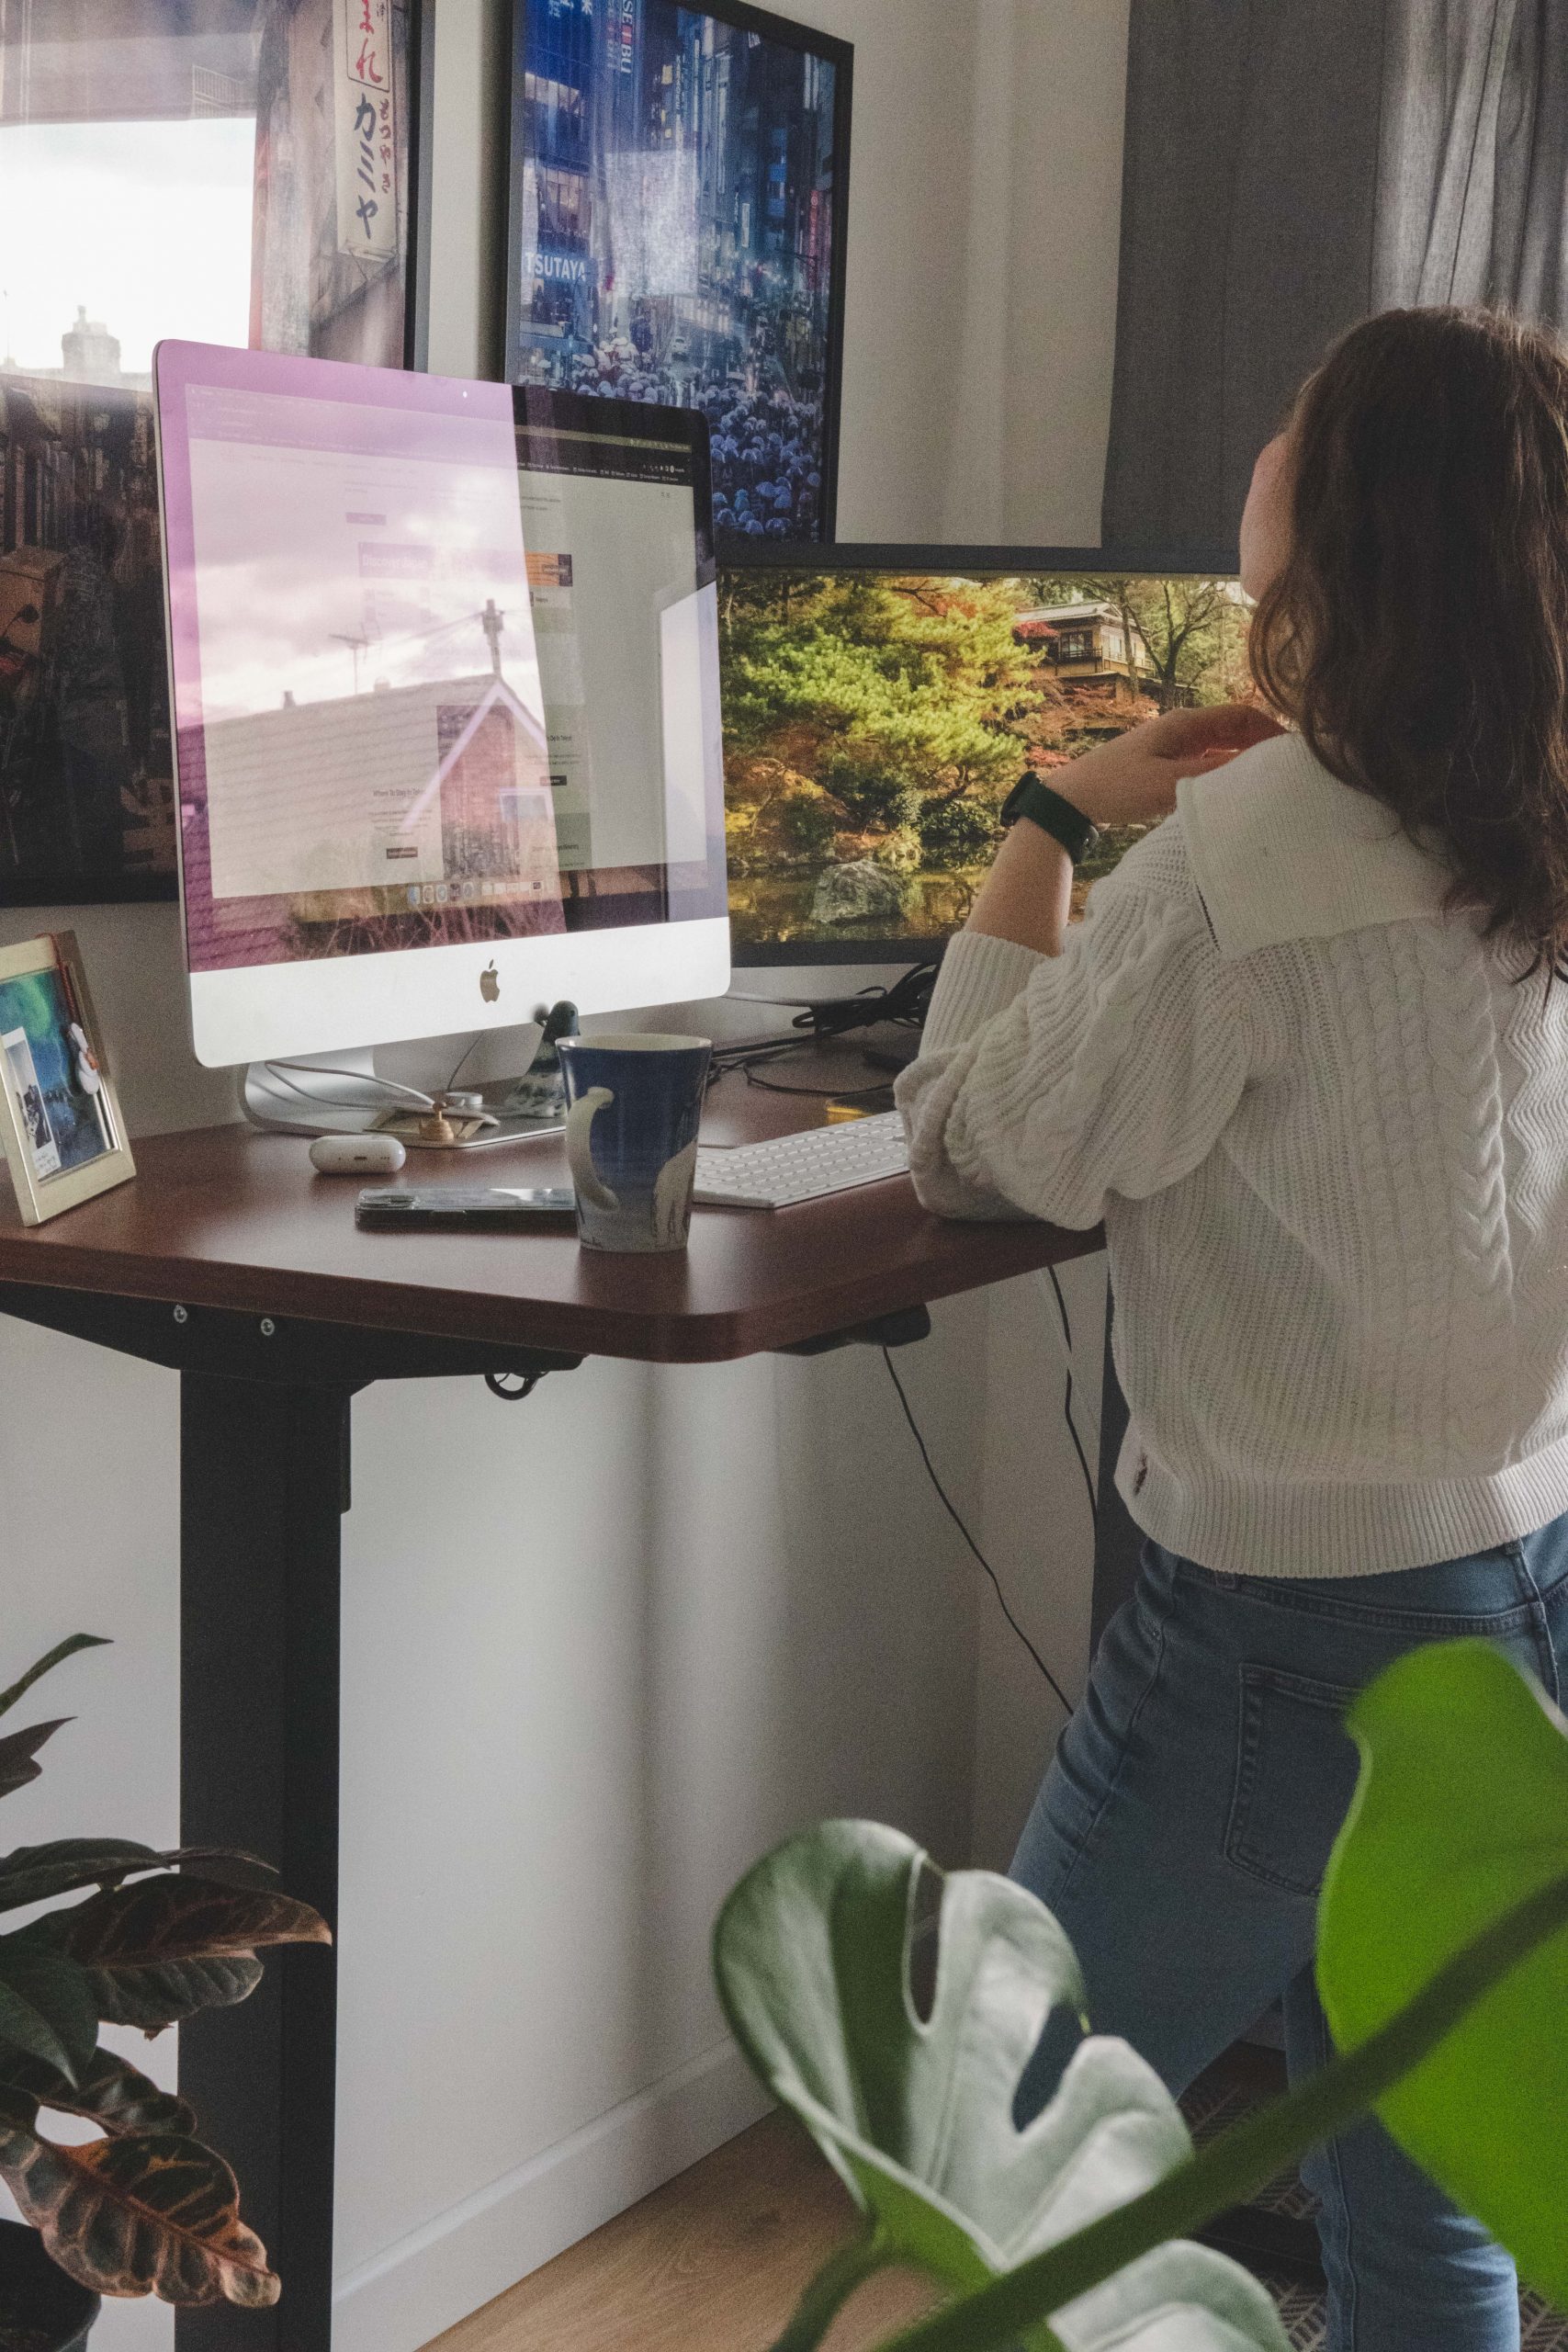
top-left (1173, 731), bottom-right (1450, 959)
top-left (1089, 804), bottom-right (1207, 922)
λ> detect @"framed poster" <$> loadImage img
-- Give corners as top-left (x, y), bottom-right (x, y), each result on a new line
top-left (0, 0), bottom-right (430, 910)
top-left (506, 0), bottom-right (852, 547)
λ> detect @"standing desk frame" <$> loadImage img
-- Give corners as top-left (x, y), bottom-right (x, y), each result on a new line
top-left (0, 1098), bottom-right (1097, 2352)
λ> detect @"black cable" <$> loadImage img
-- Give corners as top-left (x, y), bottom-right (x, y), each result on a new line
top-left (881, 1348), bottom-right (1073, 1715)
top-left (741, 1067), bottom-right (896, 1102)
top-left (1043, 1265), bottom-right (1099, 1532)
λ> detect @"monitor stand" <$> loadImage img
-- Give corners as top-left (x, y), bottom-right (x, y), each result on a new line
top-left (239, 1032), bottom-right (567, 1151)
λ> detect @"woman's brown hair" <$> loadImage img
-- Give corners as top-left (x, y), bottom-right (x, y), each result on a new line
top-left (1249, 306), bottom-right (1568, 970)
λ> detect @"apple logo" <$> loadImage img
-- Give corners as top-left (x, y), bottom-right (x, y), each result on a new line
top-left (479, 961), bottom-right (501, 1004)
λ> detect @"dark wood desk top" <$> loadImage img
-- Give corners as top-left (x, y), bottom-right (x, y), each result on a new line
top-left (0, 1042), bottom-right (1100, 1363)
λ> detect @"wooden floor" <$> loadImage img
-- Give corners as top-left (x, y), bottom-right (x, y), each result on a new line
top-left (425, 2112), bottom-right (938, 2352)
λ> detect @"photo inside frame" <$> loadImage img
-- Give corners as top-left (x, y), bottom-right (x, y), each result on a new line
top-left (0, 0), bottom-right (416, 905)
top-left (512, 0), bottom-right (846, 545)
top-left (0, 964), bottom-right (117, 1184)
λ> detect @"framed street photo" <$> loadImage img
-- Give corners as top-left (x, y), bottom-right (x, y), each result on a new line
top-left (0, 0), bottom-right (430, 909)
top-left (0, 933), bottom-right (134, 1225)
top-left (506, 0), bottom-right (852, 546)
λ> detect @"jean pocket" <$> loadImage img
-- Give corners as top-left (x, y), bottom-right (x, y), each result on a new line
top-left (1224, 1664), bottom-right (1362, 1896)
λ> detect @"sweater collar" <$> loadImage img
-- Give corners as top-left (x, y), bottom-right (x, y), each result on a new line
top-left (1176, 733), bottom-right (1451, 959)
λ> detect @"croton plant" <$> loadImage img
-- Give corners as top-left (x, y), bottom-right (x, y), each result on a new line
top-left (0, 1634), bottom-right (328, 2311)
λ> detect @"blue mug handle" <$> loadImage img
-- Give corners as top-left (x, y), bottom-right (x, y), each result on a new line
top-left (565, 1087), bottom-right (620, 1211)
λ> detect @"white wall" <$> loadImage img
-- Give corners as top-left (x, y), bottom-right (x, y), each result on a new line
top-left (942, 0), bottom-right (1131, 547)
top-left (0, 5), bottom-right (1133, 2345)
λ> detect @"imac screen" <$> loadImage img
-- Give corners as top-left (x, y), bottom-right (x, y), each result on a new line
top-left (156, 347), bottom-right (727, 979)
top-left (718, 567), bottom-right (1255, 954)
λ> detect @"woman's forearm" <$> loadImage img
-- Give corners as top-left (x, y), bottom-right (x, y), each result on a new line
top-left (965, 820), bottom-right (1075, 956)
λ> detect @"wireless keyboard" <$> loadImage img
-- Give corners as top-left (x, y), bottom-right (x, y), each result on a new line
top-left (694, 1110), bottom-right (910, 1210)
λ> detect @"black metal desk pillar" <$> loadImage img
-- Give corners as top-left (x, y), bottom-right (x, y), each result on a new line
top-left (179, 1373), bottom-right (350, 2352)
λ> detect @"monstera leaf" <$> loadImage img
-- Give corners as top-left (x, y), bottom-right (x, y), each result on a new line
top-left (1318, 1640), bottom-right (1568, 2303)
top-left (715, 1822), bottom-right (1291, 2352)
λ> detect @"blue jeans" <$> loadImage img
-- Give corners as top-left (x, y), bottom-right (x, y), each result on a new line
top-left (1010, 1528), bottom-right (1568, 2352)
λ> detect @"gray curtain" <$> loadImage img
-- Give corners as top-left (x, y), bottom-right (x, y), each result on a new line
top-left (1101, 0), bottom-right (1568, 555)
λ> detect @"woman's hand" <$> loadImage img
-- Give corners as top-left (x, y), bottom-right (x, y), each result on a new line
top-left (1054, 703), bottom-right (1283, 827)
top-left (963, 705), bottom-right (1283, 959)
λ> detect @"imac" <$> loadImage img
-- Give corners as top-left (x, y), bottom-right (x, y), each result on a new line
top-left (716, 544), bottom-right (1249, 966)
top-left (153, 343), bottom-right (730, 1076)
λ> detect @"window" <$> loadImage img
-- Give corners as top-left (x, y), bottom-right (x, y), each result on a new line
top-left (0, 0), bottom-right (413, 901)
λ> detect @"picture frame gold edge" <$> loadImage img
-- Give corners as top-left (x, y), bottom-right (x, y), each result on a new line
top-left (0, 933), bottom-right (137, 1229)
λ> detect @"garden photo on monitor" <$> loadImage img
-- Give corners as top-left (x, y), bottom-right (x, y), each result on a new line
top-left (717, 566), bottom-right (1256, 953)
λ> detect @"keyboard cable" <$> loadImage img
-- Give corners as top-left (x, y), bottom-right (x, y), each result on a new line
top-left (1042, 1265), bottom-right (1099, 1532)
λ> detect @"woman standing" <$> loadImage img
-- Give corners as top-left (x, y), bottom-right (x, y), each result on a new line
top-left (898, 306), bottom-right (1568, 2352)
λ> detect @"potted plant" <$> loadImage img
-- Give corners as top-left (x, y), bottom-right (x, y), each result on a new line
top-left (0, 1635), bottom-right (329, 2348)
top-left (715, 1639), bottom-right (1568, 2352)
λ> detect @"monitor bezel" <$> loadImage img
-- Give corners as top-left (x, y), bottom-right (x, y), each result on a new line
top-left (718, 539), bottom-right (1244, 967)
top-left (153, 340), bottom-right (731, 1068)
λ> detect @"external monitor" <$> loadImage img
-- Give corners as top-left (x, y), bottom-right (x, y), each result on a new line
top-left (154, 342), bottom-right (729, 1068)
top-left (716, 545), bottom-right (1249, 965)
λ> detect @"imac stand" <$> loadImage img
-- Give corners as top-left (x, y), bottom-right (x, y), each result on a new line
top-left (239, 1023), bottom-right (573, 1152)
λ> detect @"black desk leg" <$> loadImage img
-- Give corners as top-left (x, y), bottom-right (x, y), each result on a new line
top-left (178, 1372), bottom-right (348, 2352)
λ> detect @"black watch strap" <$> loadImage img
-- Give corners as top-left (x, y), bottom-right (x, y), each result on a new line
top-left (1000, 772), bottom-right (1100, 865)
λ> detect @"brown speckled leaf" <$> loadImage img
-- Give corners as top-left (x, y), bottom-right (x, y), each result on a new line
top-left (0, 1841), bottom-right (276, 1917)
top-left (3, 2047), bottom-right (197, 2139)
top-left (0, 2120), bottom-right (278, 2305)
top-left (50, 1877), bottom-right (330, 2031)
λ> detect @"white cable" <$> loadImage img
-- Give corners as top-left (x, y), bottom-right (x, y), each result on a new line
top-left (253, 1061), bottom-right (438, 1122)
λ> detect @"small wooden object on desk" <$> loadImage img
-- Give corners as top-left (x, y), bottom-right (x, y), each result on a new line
top-left (0, 933), bottom-right (135, 1226)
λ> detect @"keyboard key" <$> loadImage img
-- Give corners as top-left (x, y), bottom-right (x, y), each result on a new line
top-left (694, 1112), bottom-right (909, 1209)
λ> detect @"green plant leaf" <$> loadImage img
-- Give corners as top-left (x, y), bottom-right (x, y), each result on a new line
top-left (0, 1637), bottom-right (109, 1725)
top-left (715, 1822), bottom-right (1291, 2352)
top-left (0, 1941), bottom-right (98, 2085)
top-left (2, 2045), bottom-right (197, 2138)
top-left (0, 1840), bottom-right (275, 1916)
top-left (0, 1721), bottom-right (71, 1803)
top-left (0, 2112), bottom-right (278, 2305)
top-left (1318, 1639), bottom-right (1568, 2304)
top-left (42, 1876), bottom-right (330, 2031)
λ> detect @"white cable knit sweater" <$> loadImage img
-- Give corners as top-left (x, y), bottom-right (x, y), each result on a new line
top-left (897, 731), bottom-right (1568, 1578)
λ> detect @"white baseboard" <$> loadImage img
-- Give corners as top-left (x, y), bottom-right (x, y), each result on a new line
top-left (332, 2039), bottom-right (773, 2352)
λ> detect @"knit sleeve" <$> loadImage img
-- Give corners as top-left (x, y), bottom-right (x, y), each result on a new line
top-left (895, 846), bottom-right (1261, 1228)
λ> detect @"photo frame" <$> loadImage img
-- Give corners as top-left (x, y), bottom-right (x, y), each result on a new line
top-left (0, 933), bottom-right (135, 1227)
top-left (0, 0), bottom-right (430, 910)
top-left (505, 0), bottom-right (852, 546)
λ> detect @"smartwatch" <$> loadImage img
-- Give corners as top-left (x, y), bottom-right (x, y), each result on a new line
top-left (1000, 772), bottom-right (1100, 865)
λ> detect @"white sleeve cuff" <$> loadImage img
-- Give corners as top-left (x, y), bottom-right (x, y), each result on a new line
top-left (923, 931), bottom-right (1045, 1050)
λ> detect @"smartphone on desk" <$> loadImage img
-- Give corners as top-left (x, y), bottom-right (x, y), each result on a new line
top-left (355, 1186), bottom-right (575, 1230)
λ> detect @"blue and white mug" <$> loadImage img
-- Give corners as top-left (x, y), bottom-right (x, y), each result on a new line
top-left (558, 1034), bottom-right (712, 1253)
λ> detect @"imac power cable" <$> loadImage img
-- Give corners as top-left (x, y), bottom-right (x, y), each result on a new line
top-left (881, 1348), bottom-right (1073, 1716)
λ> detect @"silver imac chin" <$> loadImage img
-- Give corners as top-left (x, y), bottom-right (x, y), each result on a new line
top-left (185, 903), bottom-right (731, 1071)
top-left (153, 342), bottom-right (731, 1073)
